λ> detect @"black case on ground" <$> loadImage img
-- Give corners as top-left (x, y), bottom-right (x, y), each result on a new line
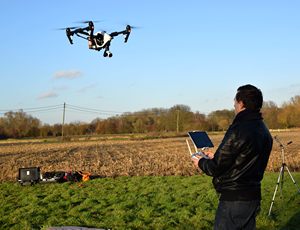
top-left (18, 167), bottom-right (41, 185)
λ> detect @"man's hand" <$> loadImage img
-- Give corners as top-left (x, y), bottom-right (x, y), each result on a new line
top-left (203, 149), bottom-right (214, 159)
top-left (191, 156), bottom-right (200, 168)
top-left (191, 149), bottom-right (214, 168)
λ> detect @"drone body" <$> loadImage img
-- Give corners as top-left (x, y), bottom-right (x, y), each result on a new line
top-left (64, 21), bottom-right (132, 58)
top-left (88, 31), bottom-right (113, 57)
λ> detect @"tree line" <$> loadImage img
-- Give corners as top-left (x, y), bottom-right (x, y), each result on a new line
top-left (0, 96), bottom-right (300, 139)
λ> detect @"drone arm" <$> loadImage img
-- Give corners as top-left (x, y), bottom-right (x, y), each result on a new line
top-left (110, 30), bottom-right (131, 42)
top-left (67, 34), bottom-right (73, 44)
top-left (66, 27), bottom-right (90, 44)
top-left (124, 32), bottom-right (130, 43)
top-left (75, 33), bottom-right (88, 40)
top-left (79, 25), bottom-right (94, 37)
top-left (110, 31), bottom-right (122, 38)
top-left (73, 28), bottom-right (90, 36)
top-left (66, 29), bottom-right (74, 44)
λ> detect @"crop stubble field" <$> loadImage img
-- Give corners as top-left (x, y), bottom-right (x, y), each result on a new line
top-left (0, 130), bottom-right (299, 182)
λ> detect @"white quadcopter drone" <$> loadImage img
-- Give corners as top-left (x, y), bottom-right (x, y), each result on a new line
top-left (60, 21), bottom-right (135, 58)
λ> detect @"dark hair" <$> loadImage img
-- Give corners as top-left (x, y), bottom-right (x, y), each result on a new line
top-left (235, 84), bottom-right (263, 111)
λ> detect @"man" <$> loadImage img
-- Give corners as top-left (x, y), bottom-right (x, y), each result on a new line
top-left (192, 84), bottom-right (273, 230)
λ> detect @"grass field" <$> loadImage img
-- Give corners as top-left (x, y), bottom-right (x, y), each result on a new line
top-left (0, 173), bottom-right (299, 229)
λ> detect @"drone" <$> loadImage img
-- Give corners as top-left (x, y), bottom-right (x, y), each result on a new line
top-left (61, 21), bottom-right (133, 58)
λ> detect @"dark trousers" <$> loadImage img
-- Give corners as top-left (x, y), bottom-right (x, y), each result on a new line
top-left (214, 200), bottom-right (261, 230)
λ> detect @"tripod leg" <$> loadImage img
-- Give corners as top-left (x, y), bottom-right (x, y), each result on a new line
top-left (280, 164), bottom-right (285, 196)
top-left (268, 166), bottom-right (284, 216)
top-left (285, 165), bottom-right (300, 193)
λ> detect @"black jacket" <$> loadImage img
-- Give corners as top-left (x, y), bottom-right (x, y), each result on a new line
top-left (199, 109), bottom-right (273, 201)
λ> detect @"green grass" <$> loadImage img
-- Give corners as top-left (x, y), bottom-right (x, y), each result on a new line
top-left (0, 173), bottom-right (299, 230)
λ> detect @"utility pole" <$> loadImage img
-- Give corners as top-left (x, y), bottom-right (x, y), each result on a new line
top-left (176, 109), bottom-right (179, 133)
top-left (61, 102), bottom-right (66, 140)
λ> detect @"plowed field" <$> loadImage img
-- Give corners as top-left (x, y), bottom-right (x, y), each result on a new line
top-left (0, 130), bottom-right (299, 181)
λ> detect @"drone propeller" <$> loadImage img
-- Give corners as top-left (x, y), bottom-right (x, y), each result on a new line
top-left (119, 21), bottom-right (141, 29)
top-left (127, 25), bottom-right (141, 29)
top-left (56, 26), bottom-right (79, 31)
top-left (75, 20), bottom-right (102, 24)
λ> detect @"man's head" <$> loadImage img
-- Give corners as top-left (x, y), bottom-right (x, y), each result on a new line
top-left (234, 84), bottom-right (263, 114)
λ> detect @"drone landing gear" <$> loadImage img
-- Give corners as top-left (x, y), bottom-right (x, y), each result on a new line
top-left (103, 51), bottom-right (113, 58)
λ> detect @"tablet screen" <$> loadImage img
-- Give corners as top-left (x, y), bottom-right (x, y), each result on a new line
top-left (188, 131), bottom-right (214, 148)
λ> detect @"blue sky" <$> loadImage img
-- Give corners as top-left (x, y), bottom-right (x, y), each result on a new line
top-left (1, 1), bottom-right (300, 124)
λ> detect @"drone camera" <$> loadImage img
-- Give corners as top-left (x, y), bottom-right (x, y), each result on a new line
top-left (103, 51), bottom-right (113, 58)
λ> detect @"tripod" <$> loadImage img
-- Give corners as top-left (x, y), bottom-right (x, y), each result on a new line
top-left (268, 136), bottom-right (300, 216)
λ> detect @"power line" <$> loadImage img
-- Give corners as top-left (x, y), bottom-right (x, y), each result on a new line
top-left (66, 104), bottom-right (164, 117)
top-left (23, 107), bottom-right (62, 113)
top-left (67, 104), bottom-right (123, 114)
top-left (66, 107), bottom-right (119, 116)
top-left (0, 104), bottom-right (63, 112)
top-left (0, 103), bottom-right (169, 119)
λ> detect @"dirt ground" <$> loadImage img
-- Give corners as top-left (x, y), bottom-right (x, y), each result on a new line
top-left (0, 130), bottom-right (299, 182)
